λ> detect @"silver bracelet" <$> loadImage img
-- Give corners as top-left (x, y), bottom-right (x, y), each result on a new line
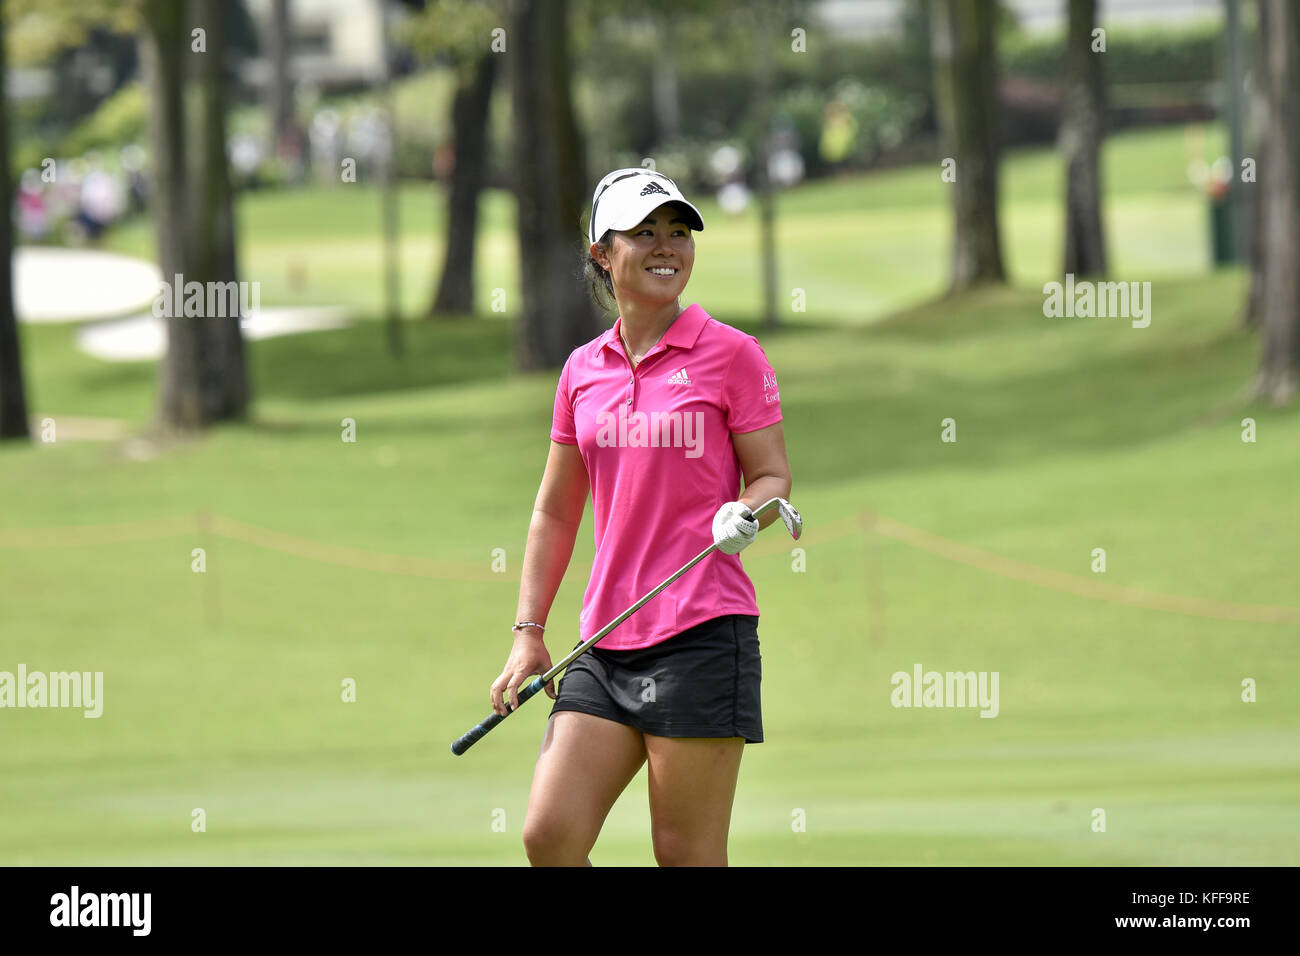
top-left (512, 621), bottom-right (545, 633)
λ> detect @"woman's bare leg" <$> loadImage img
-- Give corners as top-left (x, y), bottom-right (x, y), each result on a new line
top-left (522, 711), bottom-right (647, 866)
top-left (645, 735), bottom-right (745, 866)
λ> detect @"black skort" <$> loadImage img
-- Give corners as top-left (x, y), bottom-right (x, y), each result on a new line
top-left (548, 614), bottom-right (763, 743)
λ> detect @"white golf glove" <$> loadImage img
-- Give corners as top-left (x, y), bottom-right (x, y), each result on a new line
top-left (712, 501), bottom-right (759, 555)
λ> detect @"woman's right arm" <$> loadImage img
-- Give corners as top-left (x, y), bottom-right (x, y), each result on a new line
top-left (489, 440), bottom-right (590, 716)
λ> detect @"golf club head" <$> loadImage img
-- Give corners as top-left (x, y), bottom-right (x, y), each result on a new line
top-left (747, 496), bottom-right (803, 540)
top-left (776, 499), bottom-right (802, 540)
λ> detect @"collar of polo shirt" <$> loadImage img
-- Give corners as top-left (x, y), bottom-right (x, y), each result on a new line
top-left (602, 304), bottom-right (710, 363)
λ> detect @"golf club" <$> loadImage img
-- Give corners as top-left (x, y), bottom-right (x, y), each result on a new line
top-left (451, 496), bottom-right (802, 755)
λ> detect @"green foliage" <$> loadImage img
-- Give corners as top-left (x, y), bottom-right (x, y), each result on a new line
top-left (389, 70), bottom-right (457, 180)
top-left (1001, 19), bottom-right (1225, 86)
top-left (317, 70), bottom-right (461, 181)
top-left (60, 82), bottom-right (147, 158)
top-left (770, 80), bottom-right (927, 177)
top-left (399, 0), bottom-right (504, 79)
top-left (573, 7), bottom-right (939, 187)
top-left (10, 133), bottom-right (55, 185)
top-left (4, 0), bottom-right (140, 67)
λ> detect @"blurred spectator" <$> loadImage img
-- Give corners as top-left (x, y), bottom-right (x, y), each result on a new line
top-left (120, 144), bottom-right (149, 213)
top-left (72, 156), bottom-right (125, 242)
top-left (711, 144), bottom-right (750, 214)
top-left (310, 108), bottom-right (343, 184)
top-left (230, 132), bottom-right (265, 181)
top-left (819, 99), bottom-right (857, 165)
top-left (17, 169), bottom-right (51, 241)
top-left (769, 124), bottom-right (805, 188)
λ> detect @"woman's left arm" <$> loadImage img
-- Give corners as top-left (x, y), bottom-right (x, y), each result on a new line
top-left (733, 421), bottom-right (793, 532)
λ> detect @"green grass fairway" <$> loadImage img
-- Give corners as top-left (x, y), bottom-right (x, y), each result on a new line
top-left (3, 123), bottom-right (1297, 865)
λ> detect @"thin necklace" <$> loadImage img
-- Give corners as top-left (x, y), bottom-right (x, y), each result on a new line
top-left (620, 328), bottom-right (645, 364)
top-left (621, 306), bottom-right (678, 365)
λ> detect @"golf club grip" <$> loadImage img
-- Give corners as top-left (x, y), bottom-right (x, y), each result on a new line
top-left (451, 676), bottom-right (545, 755)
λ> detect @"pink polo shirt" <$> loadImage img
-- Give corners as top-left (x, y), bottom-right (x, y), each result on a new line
top-left (550, 303), bottom-right (783, 651)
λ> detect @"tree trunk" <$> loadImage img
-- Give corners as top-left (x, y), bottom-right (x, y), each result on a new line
top-left (143, 0), bottom-right (202, 429)
top-left (431, 50), bottom-right (497, 318)
top-left (266, 0), bottom-right (303, 176)
top-left (752, 3), bottom-right (778, 331)
top-left (1253, 0), bottom-right (1300, 403)
top-left (932, 0), bottom-right (1005, 290)
top-left (1243, 0), bottom-right (1269, 329)
top-left (1061, 0), bottom-right (1106, 277)
top-left (510, 0), bottom-right (599, 371)
top-left (377, 0), bottom-right (402, 357)
top-left (191, 0), bottom-right (249, 420)
top-left (145, 0), bottom-right (249, 430)
top-left (651, 13), bottom-right (680, 143)
top-left (0, 3), bottom-right (31, 442)
top-left (1225, 0), bottom-right (1248, 266)
top-left (1242, 132), bottom-right (1265, 327)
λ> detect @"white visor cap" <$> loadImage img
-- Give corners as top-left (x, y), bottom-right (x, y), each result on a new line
top-left (587, 168), bottom-right (705, 246)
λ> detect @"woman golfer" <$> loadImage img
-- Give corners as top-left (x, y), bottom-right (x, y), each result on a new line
top-left (490, 167), bottom-right (792, 866)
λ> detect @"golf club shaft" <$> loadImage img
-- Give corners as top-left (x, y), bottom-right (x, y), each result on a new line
top-left (450, 496), bottom-right (789, 755)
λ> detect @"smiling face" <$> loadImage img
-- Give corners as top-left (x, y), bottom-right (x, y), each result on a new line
top-left (591, 202), bottom-right (695, 310)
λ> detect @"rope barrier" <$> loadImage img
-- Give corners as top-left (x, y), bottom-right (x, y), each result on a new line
top-left (1, 507), bottom-right (1296, 624)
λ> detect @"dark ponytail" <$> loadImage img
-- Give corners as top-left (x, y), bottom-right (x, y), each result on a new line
top-left (583, 230), bottom-right (617, 313)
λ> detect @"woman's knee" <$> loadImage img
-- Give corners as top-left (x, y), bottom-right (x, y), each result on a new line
top-left (651, 826), bottom-right (727, 867)
top-left (522, 813), bottom-right (595, 866)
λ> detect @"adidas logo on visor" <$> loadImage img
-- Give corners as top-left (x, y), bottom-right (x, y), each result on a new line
top-left (639, 181), bottom-right (671, 197)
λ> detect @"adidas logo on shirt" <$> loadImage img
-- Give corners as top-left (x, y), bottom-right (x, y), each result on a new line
top-left (667, 368), bottom-right (692, 385)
